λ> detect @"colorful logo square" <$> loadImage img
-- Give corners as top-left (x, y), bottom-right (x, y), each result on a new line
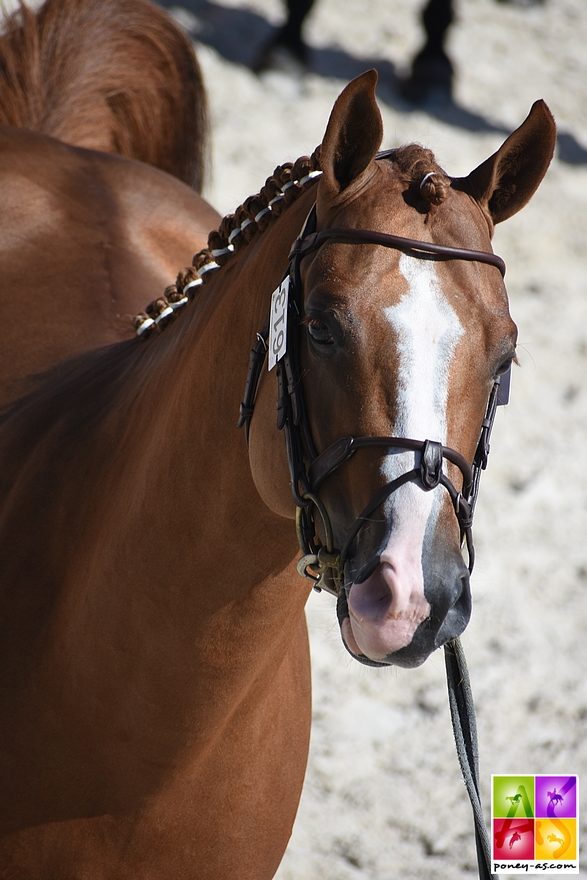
top-left (493, 818), bottom-right (534, 860)
top-left (491, 774), bottom-right (580, 875)
top-left (535, 775), bottom-right (577, 818)
top-left (535, 818), bottom-right (577, 860)
top-left (492, 775), bottom-right (534, 818)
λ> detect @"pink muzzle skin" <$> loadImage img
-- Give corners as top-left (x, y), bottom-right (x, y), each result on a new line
top-left (342, 543), bottom-right (431, 662)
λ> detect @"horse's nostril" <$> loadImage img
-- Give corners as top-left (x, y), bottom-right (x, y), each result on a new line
top-left (433, 573), bottom-right (471, 647)
top-left (351, 555), bottom-right (380, 585)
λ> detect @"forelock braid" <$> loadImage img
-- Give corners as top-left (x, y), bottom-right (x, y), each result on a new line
top-left (389, 144), bottom-right (450, 212)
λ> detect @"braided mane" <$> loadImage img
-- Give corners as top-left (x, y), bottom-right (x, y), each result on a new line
top-left (134, 144), bottom-right (448, 338)
top-left (134, 149), bottom-right (322, 337)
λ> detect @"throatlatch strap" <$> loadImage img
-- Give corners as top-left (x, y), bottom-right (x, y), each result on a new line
top-left (445, 639), bottom-right (498, 880)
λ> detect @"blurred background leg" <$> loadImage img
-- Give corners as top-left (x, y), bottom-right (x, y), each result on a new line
top-left (400, 0), bottom-right (454, 103)
top-left (252, 0), bottom-right (315, 73)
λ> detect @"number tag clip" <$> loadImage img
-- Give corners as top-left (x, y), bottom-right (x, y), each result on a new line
top-left (268, 276), bottom-right (290, 371)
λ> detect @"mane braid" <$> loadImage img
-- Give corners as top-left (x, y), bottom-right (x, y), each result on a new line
top-left (133, 148), bottom-right (322, 338)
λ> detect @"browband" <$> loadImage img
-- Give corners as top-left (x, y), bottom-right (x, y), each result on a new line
top-left (289, 226), bottom-right (506, 277)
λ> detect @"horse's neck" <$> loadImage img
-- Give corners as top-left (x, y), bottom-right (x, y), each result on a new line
top-left (0, 184), bottom-right (317, 848)
top-left (0, 186), bottom-right (315, 735)
top-left (117, 187), bottom-right (316, 602)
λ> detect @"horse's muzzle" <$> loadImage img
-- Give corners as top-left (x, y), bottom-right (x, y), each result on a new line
top-left (337, 553), bottom-right (471, 668)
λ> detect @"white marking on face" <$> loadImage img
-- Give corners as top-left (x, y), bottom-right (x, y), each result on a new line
top-left (379, 253), bottom-right (463, 594)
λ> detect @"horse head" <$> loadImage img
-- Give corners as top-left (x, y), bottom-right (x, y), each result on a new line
top-left (248, 71), bottom-right (555, 669)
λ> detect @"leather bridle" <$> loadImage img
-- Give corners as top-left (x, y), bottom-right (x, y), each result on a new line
top-left (239, 196), bottom-right (509, 597)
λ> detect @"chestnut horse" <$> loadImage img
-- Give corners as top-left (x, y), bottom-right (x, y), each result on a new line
top-left (0, 56), bottom-right (555, 880)
top-left (0, 0), bottom-right (218, 407)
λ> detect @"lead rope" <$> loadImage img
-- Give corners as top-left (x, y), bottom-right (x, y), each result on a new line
top-left (445, 639), bottom-right (497, 880)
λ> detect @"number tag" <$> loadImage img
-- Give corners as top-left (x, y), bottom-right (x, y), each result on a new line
top-left (268, 276), bottom-right (290, 371)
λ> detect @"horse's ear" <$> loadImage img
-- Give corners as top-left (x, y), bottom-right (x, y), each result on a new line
top-left (318, 69), bottom-right (383, 196)
top-left (454, 100), bottom-right (556, 225)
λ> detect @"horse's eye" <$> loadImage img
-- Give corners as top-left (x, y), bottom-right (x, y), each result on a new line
top-left (307, 318), bottom-right (334, 346)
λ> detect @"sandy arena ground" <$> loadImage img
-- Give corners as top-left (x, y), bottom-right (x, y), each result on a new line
top-left (157, 1), bottom-right (587, 877)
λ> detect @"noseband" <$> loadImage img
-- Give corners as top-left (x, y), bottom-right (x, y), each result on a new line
top-left (239, 197), bottom-right (509, 596)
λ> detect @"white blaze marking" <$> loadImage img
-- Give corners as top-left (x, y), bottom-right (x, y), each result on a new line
top-left (380, 254), bottom-right (463, 592)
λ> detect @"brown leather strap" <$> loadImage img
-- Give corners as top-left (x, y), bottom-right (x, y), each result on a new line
top-left (289, 227), bottom-right (506, 277)
top-left (308, 434), bottom-right (473, 496)
top-left (237, 326), bottom-right (269, 439)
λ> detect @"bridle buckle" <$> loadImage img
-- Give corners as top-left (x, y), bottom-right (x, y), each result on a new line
top-left (420, 439), bottom-right (443, 489)
top-left (296, 550), bottom-right (342, 596)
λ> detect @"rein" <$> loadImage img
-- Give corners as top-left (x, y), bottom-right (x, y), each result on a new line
top-left (239, 188), bottom-right (506, 880)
